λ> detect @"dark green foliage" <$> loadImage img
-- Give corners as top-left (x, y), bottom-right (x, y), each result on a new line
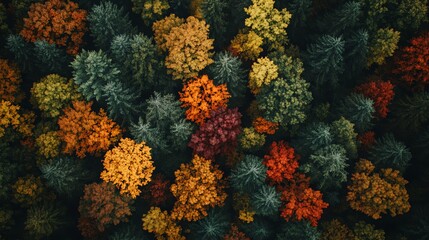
top-left (390, 92), bottom-right (429, 132)
top-left (230, 155), bottom-right (267, 193)
top-left (39, 157), bottom-right (88, 197)
top-left (304, 35), bottom-right (344, 87)
top-left (0, 207), bottom-right (14, 232)
top-left (88, 1), bottom-right (136, 49)
top-left (391, 0), bottom-right (428, 32)
top-left (25, 204), bottom-right (64, 239)
top-left (336, 93), bottom-right (375, 133)
top-left (110, 34), bottom-right (132, 76)
top-left (303, 144), bottom-right (348, 190)
top-left (275, 221), bottom-right (320, 240)
top-left (102, 81), bottom-right (141, 123)
top-left (251, 184), bottom-right (281, 216)
top-left (109, 223), bottom-right (151, 240)
top-left (318, 1), bottom-right (362, 34)
top-left (207, 51), bottom-right (247, 98)
top-left (0, 143), bottom-right (18, 201)
top-left (130, 92), bottom-right (193, 154)
top-left (294, 122), bottom-right (333, 154)
top-left (287, 0), bottom-right (312, 29)
top-left (189, 208), bottom-right (230, 240)
top-left (0, 3), bottom-right (8, 34)
top-left (241, 217), bottom-right (275, 240)
top-left (331, 117), bottom-right (358, 159)
top-left (6, 34), bottom-right (34, 72)
top-left (345, 29), bottom-right (369, 76)
top-left (33, 41), bottom-right (69, 74)
top-left (201, 0), bottom-right (228, 47)
top-left (369, 134), bottom-right (411, 172)
top-left (71, 49), bottom-right (120, 101)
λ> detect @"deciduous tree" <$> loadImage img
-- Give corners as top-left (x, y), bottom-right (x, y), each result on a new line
top-left (0, 59), bottom-right (22, 103)
top-left (263, 141), bottom-right (299, 183)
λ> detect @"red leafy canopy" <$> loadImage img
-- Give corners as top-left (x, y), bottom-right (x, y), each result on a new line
top-left (263, 141), bottom-right (299, 183)
top-left (355, 81), bottom-right (394, 118)
top-left (188, 107), bottom-right (242, 159)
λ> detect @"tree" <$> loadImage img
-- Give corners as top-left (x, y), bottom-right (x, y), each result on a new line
top-left (230, 155), bottom-right (267, 192)
top-left (276, 221), bottom-right (320, 240)
top-left (367, 28), bottom-right (400, 66)
top-left (345, 29), bottom-right (369, 74)
top-left (170, 155), bottom-right (227, 221)
top-left (241, 217), bottom-right (275, 240)
top-left (369, 134), bottom-right (411, 172)
top-left (141, 174), bottom-right (172, 206)
top-left (294, 122), bottom-right (333, 155)
top-left (280, 173), bottom-right (329, 226)
top-left (102, 80), bottom-right (141, 123)
top-left (0, 100), bottom-right (21, 138)
top-left (71, 50), bottom-right (121, 101)
top-left (392, 0), bottom-right (427, 32)
top-left (0, 59), bottom-right (22, 103)
top-left (239, 127), bottom-right (266, 151)
top-left (244, 0), bottom-right (292, 51)
top-left (304, 35), bottom-right (344, 87)
top-left (317, 1), bottom-right (362, 34)
top-left (190, 208), bottom-right (230, 240)
top-left (12, 175), bottom-right (44, 207)
top-left (35, 131), bottom-right (61, 159)
top-left (33, 40), bottom-right (69, 74)
top-left (57, 101), bottom-right (122, 158)
top-left (248, 57), bottom-right (278, 95)
top-left (20, 0), bottom-right (87, 55)
top-left (393, 32), bottom-right (429, 85)
top-left (0, 3), bottom-right (8, 34)
top-left (40, 157), bottom-right (88, 197)
top-left (25, 204), bottom-right (64, 239)
top-left (331, 117), bottom-right (358, 158)
top-left (201, 0), bottom-right (228, 46)
top-left (302, 144), bottom-right (349, 190)
top-left (390, 92), bottom-right (429, 131)
top-left (358, 0), bottom-right (388, 32)
top-left (100, 138), bottom-right (155, 199)
top-left (179, 75), bottom-right (230, 125)
top-left (355, 80), bottom-right (394, 118)
top-left (79, 182), bottom-right (133, 232)
top-left (152, 14), bottom-right (185, 51)
top-left (250, 184), bottom-right (281, 215)
top-left (88, 1), bottom-right (136, 49)
top-left (321, 219), bottom-right (358, 240)
top-left (287, 0), bottom-right (312, 30)
top-left (142, 207), bottom-right (185, 240)
top-left (229, 30), bottom-right (263, 61)
top-left (353, 221), bottom-right (385, 240)
top-left (6, 35), bottom-right (33, 72)
top-left (263, 141), bottom-right (299, 183)
top-left (189, 107), bottom-right (242, 159)
top-left (207, 51), bottom-right (247, 99)
top-left (336, 93), bottom-right (375, 133)
top-left (31, 74), bottom-right (81, 118)
top-left (223, 224), bottom-right (250, 240)
top-left (252, 117), bottom-right (279, 135)
top-left (131, 0), bottom-right (170, 26)
top-left (130, 92), bottom-right (193, 154)
top-left (347, 159), bottom-right (410, 219)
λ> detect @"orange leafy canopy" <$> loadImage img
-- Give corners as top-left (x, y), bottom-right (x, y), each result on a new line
top-left (179, 75), bottom-right (230, 125)
top-left (20, 0), bottom-right (87, 55)
top-left (57, 100), bottom-right (122, 158)
top-left (0, 59), bottom-right (22, 103)
top-left (355, 81), bottom-right (394, 118)
top-left (263, 141), bottom-right (299, 183)
top-left (347, 159), bottom-right (410, 219)
top-left (170, 155), bottom-right (227, 221)
top-left (252, 117), bottom-right (279, 135)
top-left (100, 138), bottom-right (155, 199)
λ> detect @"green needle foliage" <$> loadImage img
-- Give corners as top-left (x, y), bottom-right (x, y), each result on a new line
top-left (33, 41), bottom-right (69, 74)
top-left (241, 217), bottom-right (275, 240)
top-left (25, 204), bottom-right (64, 240)
top-left (230, 155), bottom-right (267, 193)
top-left (102, 80), bottom-right (141, 123)
top-left (276, 221), bottom-right (320, 240)
top-left (189, 208), bottom-right (230, 240)
top-left (336, 93), bottom-right (375, 133)
top-left (369, 134), bottom-right (411, 172)
top-left (88, 1), bottom-right (136, 49)
top-left (287, 0), bottom-right (312, 29)
top-left (294, 122), bottom-right (333, 155)
top-left (318, 1), bottom-right (362, 34)
top-left (390, 92), bottom-right (429, 132)
top-left (6, 34), bottom-right (34, 72)
top-left (251, 184), bottom-right (281, 216)
top-left (201, 0), bottom-right (228, 47)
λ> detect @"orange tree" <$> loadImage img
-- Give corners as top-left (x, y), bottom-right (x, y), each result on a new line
top-left (347, 159), bottom-right (410, 219)
top-left (170, 155), bottom-right (227, 221)
top-left (263, 141), bottom-right (299, 183)
top-left (100, 138), bottom-right (155, 199)
top-left (0, 59), bottom-right (22, 103)
top-left (179, 75), bottom-right (230, 125)
top-left (57, 101), bottom-right (122, 158)
top-left (252, 117), bottom-right (279, 135)
top-left (20, 0), bottom-right (87, 55)
top-left (78, 182), bottom-right (133, 232)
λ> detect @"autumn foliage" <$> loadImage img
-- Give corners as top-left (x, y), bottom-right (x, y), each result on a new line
top-left (57, 101), bottom-right (122, 158)
top-left (170, 155), bottom-right (227, 221)
top-left (347, 159), bottom-right (410, 219)
top-left (0, 59), bottom-right (22, 103)
top-left (142, 174), bottom-right (172, 206)
top-left (263, 141), bottom-right (299, 183)
top-left (179, 75), bottom-right (230, 125)
top-left (142, 207), bottom-right (185, 240)
top-left (100, 138), bottom-right (155, 199)
top-left (252, 117), bottom-right (279, 135)
top-left (20, 0), bottom-right (87, 55)
top-left (356, 81), bottom-right (395, 118)
top-left (394, 32), bottom-right (429, 85)
top-left (188, 107), bottom-right (242, 159)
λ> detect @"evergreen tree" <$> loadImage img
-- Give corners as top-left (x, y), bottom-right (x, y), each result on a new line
top-left (6, 35), bottom-right (34, 72)
top-left (201, 0), bottom-right (228, 47)
top-left (110, 34), bottom-right (133, 79)
top-left (344, 29), bottom-right (369, 77)
top-left (250, 184), bottom-right (281, 216)
top-left (369, 134), bottom-right (411, 172)
top-left (318, 1), bottom-right (362, 35)
top-left (189, 208), bottom-right (230, 240)
top-left (336, 93), bottom-right (375, 133)
top-left (276, 221), bottom-right (320, 240)
top-left (33, 41), bottom-right (69, 74)
top-left (102, 81), bottom-right (141, 124)
top-left (294, 122), bottom-right (333, 155)
top-left (287, 0), bottom-right (312, 30)
top-left (25, 204), bottom-right (64, 239)
top-left (39, 157), bottom-right (88, 197)
top-left (88, 1), bottom-right (136, 49)
top-left (241, 217), bottom-right (275, 240)
top-left (390, 92), bottom-right (429, 132)
top-left (230, 155), bottom-right (267, 193)
top-left (71, 50), bottom-right (120, 101)
top-left (109, 224), bottom-right (151, 240)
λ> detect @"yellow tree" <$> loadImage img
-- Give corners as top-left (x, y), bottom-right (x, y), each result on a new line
top-left (248, 57), bottom-right (278, 94)
top-left (170, 155), bottom-right (227, 221)
top-left (100, 138), bottom-right (155, 198)
top-left (142, 207), bottom-right (185, 240)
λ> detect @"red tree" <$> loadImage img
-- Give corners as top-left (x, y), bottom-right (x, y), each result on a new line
top-left (188, 107), bottom-right (242, 159)
top-left (263, 141), bottom-right (299, 183)
top-left (394, 32), bottom-right (429, 85)
top-left (355, 81), bottom-right (394, 118)
top-left (142, 174), bottom-right (172, 206)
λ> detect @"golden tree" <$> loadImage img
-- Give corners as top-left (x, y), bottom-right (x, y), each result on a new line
top-left (0, 59), bottom-right (22, 103)
top-left (142, 207), bottom-right (185, 240)
top-left (229, 30), bottom-right (263, 61)
top-left (170, 155), bottom-right (227, 221)
top-left (248, 57), bottom-right (278, 95)
top-left (100, 138), bottom-right (155, 199)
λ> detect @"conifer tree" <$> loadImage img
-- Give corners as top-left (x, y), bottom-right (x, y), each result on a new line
top-left (6, 35), bottom-right (34, 72)
top-left (336, 93), bottom-right (375, 133)
top-left (250, 184), bottom-right (281, 216)
top-left (25, 204), bottom-right (64, 239)
top-left (369, 134), bottom-right (411, 172)
top-left (287, 0), bottom-right (312, 30)
top-left (201, 0), bottom-right (228, 47)
top-left (33, 41), bottom-right (69, 74)
top-left (331, 117), bottom-right (358, 159)
top-left (390, 92), bottom-right (429, 132)
top-left (241, 217), bottom-right (275, 240)
top-left (230, 155), bottom-right (267, 193)
top-left (189, 208), bottom-right (230, 240)
top-left (345, 29), bottom-right (369, 75)
top-left (102, 81), bottom-right (141, 123)
top-left (294, 122), bottom-right (333, 155)
top-left (318, 1), bottom-right (362, 34)
top-left (276, 221), bottom-right (320, 240)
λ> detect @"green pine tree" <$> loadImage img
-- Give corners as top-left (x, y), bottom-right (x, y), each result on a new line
top-left (336, 93), bottom-right (375, 133)
top-left (201, 0), bottom-right (228, 47)
top-left (276, 221), bottom-right (320, 240)
top-left (33, 40), bottom-right (69, 74)
top-left (251, 184), bottom-right (281, 216)
top-left (25, 204), bottom-right (64, 240)
top-left (369, 133), bottom-right (411, 172)
top-left (189, 208), bottom-right (230, 240)
top-left (230, 155), bottom-right (267, 193)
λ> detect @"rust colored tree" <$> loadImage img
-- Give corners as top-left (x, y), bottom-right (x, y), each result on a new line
top-left (57, 101), bottom-right (122, 158)
top-left (252, 117), bottom-right (279, 135)
top-left (142, 174), bottom-right (172, 206)
top-left (0, 59), bottom-right (22, 103)
top-left (355, 81), bottom-right (394, 118)
top-left (263, 141), bottom-right (299, 183)
top-left (20, 0), bottom-right (87, 55)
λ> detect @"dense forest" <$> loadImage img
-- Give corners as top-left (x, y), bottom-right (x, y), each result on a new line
top-left (0, 0), bottom-right (428, 239)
